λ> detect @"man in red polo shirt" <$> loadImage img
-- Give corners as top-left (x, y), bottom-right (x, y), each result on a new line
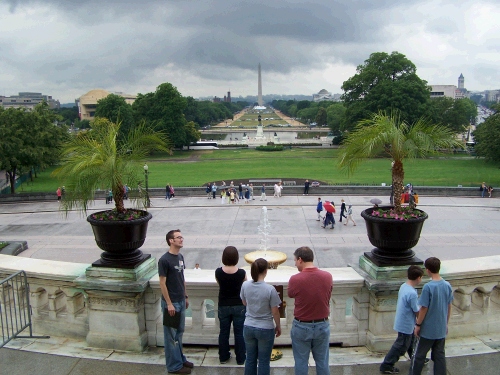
top-left (288, 246), bottom-right (333, 375)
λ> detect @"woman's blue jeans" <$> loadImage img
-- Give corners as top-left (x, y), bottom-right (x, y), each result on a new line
top-left (161, 299), bottom-right (187, 372)
top-left (243, 325), bottom-right (275, 375)
top-left (218, 304), bottom-right (246, 364)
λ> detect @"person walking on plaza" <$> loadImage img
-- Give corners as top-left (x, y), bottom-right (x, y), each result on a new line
top-left (158, 229), bottom-right (193, 374)
top-left (240, 258), bottom-right (281, 375)
top-left (249, 183), bottom-right (255, 200)
top-left (303, 179), bottom-right (310, 195)
top-left (56, 187), bottom-right (62, 201)
top-left (409, 257), bottom-right (453, 375)
top-left (244, 188), bottom-right (250, 204)
top-left (206, 183), bottom-right (212, 199)
top-left (343, 205), bottom-right (356, 226)
top-left (316, 197), bottom-right (323, 221)
top-left (339, 199), bottom-right (347, 223)
top-left (288, 246), bottom-right (333, 375)
top-left (215, 246), bottom-right (247, 365)
top-left (166, 184), bottom-right (171, 200)
top-left (260, 184), bottom-right (267, 201)
top-left (379, 265), bottom-right (424, 374)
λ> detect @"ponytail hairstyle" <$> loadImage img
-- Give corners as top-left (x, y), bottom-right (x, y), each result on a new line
top-left (250, 258), bottom-right (268, 282)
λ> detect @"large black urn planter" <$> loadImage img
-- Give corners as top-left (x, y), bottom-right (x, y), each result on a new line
top-left (87, 210), bottom-right (152, 268)
top-left (361, 206), bottom-right (428, 266)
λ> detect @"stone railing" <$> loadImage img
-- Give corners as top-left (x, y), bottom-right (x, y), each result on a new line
top-left (1, 254), bottom-right (500, 352)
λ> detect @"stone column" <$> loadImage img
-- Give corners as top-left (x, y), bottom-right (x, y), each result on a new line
top-left (75, 257), bottom-right (157, 352)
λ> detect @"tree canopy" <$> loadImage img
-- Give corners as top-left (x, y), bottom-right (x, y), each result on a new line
top-left (0, 102), bottom-right (68, 193)
top-left (95, 94), bottom-right (135, 138)
top-left (427, 97), bottom-right (477, 132)
top-left (473, 112), bottom-right (500, 163)
top-left (341, 51), bottom-right (430, 131)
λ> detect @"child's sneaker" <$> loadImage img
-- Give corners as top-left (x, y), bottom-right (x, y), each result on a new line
top-left (381, 367), bottom-right (400, 374)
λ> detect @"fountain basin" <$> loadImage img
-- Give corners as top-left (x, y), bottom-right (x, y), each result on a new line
top-left (244, 250), bottom-right (287, 269)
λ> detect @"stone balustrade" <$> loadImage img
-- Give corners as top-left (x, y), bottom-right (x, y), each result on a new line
top-left (1, 254), bottom-right (500, 352)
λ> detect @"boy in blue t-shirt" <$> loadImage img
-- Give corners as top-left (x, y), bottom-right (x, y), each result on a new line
top-left (410, 257), bottom-right (453, 375)
top-left (380, 265), bottom-right (424, 374)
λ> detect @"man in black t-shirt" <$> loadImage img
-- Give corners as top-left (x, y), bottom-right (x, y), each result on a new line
top-left (158, 229), bottom-right (193, 374)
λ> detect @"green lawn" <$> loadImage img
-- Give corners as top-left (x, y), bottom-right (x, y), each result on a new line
top-left (13, 149), bottom-right (499, 193)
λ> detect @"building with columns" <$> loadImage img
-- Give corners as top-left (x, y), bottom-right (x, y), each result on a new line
top-left (77, 89), bottom-right (136, 120)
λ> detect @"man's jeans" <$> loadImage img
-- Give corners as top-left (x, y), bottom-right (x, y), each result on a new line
top-left (218, 305), bottom-right (246, 364)
top-left (290, 319), bottom-right (330, 375)
top-left (380, 332), bottom-right (414, 371)
top-left (162, 299), bottom-right (187, 372)
top-left (243, 325), bottom-right (275, 375)
top-left (409, 337), bottom-right (446, 375)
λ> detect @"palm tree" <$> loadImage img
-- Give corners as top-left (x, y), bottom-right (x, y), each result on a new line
top-left (53, 117), bottom-right (171, 216)
top-left (339, 111), bottom-right (463, 213)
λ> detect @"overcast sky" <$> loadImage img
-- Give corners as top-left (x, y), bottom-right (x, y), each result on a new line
top-left (1, 0), bottom-right (498, 103)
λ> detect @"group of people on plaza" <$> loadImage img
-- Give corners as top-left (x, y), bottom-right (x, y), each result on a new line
top-left (316, 197), bottom-right (356, 229)
top-left (480, 182), bottom-right (494, 198)
top-left (159, 229), bottom-right (453, 375)
top-left (206, 181), bottom-right (256, 204)
top-left (165, 184), bottom-right (175, 200)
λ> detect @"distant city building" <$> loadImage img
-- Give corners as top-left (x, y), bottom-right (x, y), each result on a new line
top-left (430, 85), bottom-right (466, 99)
top-left (458, 73), bottom-right (465, 89)
top-left (484, 90), bottom-right (500, 102)
top-left (0, 92), bottom-right (60, 110)
top-left (312, 89), bottom-right (340, 102)
top-left (212, 91), bottom-right (231, 103)
top-left (77, 89), bottom-right (136, 120)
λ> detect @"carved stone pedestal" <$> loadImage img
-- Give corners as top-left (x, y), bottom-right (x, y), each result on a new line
top-left (75, 257), bottom-right (157, 352)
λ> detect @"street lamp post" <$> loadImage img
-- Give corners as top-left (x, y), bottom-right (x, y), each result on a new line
top-left (144, 163), bottom-right (150, 208)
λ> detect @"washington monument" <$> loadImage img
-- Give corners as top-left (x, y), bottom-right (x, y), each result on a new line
top-left (257, 63), bottom-right (263, 106)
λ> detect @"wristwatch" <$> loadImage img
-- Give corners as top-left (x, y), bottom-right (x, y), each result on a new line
top-left (415, 323), bottom-right (421, 327)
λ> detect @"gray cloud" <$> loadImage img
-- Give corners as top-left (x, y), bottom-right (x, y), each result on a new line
top-left (1, 0), bottom-right (498, 102)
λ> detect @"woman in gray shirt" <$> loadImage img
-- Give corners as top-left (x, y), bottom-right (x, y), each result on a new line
top-left (240, 258), bottom-right (281, 375)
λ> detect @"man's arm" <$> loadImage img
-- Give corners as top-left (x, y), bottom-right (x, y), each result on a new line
top-left (159, 276), bottom-right (176, 316)
top-left (184, 281), bottom-right (189, 309)
top-left (414, 306), bottom-right (428, 337)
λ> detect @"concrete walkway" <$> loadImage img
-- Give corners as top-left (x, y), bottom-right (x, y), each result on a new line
top-left (1, 194), bottom-right (500, 374)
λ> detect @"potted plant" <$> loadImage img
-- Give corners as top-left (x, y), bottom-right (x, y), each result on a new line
top-left (339, 111), bottom-right (463, 265)
top-left (53, 118), bottom-right (171, 268)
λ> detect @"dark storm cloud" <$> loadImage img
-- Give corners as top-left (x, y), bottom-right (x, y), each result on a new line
top-left (1, 0), bottom-right (499, 101)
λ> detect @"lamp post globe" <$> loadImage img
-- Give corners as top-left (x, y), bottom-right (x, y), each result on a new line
top-left (143, 163), bottom-right (150, 208)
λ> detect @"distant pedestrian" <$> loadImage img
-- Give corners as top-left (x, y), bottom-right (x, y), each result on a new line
top-left (303, 179), bottom-right (310, 195)
top-left (260, 184), bottom-right (267, 201)
top-left (249, 183), bottom-right (255, 200)
top-left (480, 182), bottom-right (486, 198)
top-left (206, 183), bottom-right (212, 199)
top-left (212, 182), bottom-right (217, 199)
top-left (166, 184), bottom-right (171, 200)
top-left (170, 185), bottom-right (175, 199)
top-left (220, 189), bottom-right (226, 204)
top-left (488, 186), bottom-right (493, 198)
top-left (106, 189), bottom-right (113, 204)
top-left (244, 188), bottom-right (250, 204)
top-left (410, 257), bottom-right (453, 375)
top-left (273, 183), bottom-right (280, 198)
top-left (124, 184), bottom-right (129, 200)
top-left (194, 263), bottom-right (201, 270)
top-left (230, 190), bottom-right (235, 204)
top-left (56, 187), bottom-right (62, 201)
top-left (339, 199), bottom-right (347, 222)
top-left (238, 183), bottom-right (244, 199)
top-left (316, 197), bottom-right (323, 221)
top-left (343, 205), bottom-right (356, 226)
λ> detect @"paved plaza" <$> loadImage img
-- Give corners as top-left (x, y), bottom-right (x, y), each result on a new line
top-left (0, 194), bottom-right (499, 269)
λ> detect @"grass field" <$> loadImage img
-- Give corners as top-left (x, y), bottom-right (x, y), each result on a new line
top-left (14, 149), bottom-right (500, 193)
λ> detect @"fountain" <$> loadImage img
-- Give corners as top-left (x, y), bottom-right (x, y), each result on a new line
top-left (244, 206), bottom-right (287, 269)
